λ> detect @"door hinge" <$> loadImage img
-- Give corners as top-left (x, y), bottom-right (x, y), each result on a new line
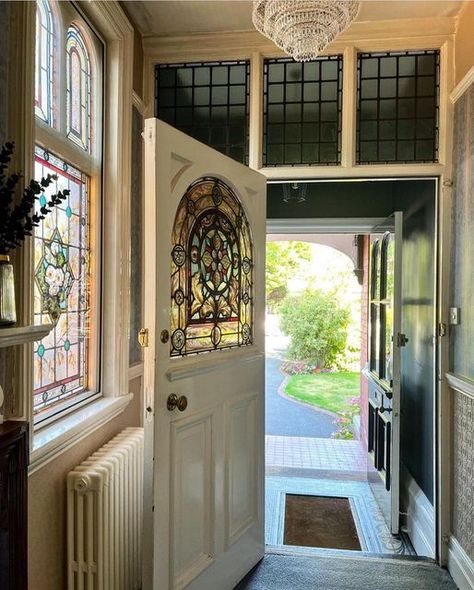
top-left (396, 333), bottom-right (409, 347)
top-left (438, 322), bottom-right (447, 337)
top-left (138, 328), bottom-right (149, 348)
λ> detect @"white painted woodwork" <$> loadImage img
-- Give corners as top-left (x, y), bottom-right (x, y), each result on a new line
top-left (143, 119), bottom-right (266, 590)
top-left (0, 324), bottom-right (53, 348)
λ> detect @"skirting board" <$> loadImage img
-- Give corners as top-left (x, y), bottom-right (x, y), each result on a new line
top-left (400, 464), bottom-right (435, 558)
top-left (448, 536), bottom-right (474, 590)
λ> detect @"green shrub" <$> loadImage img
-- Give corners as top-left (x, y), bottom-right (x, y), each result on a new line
top-left (279, 288), bottom-right (350, 369)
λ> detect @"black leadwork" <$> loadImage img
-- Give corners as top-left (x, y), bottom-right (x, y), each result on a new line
top-left (170, 177), bottom-right (253, 356)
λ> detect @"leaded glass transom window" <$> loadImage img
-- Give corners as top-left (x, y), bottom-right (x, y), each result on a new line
top-left (35, 0), bottom-right (55, 125)
top-left (171, 178), bottom-right (253, 356)
top-left (155, 61), bottom-right (250, 164)
top-left (263, 56), bottom-right (343, 166)
top-left (357, 50), bottom-right (440, 164)
top-left (66, 24), bottom-right (91, 152)
top-left (33, 146), bottom-right (91, 416)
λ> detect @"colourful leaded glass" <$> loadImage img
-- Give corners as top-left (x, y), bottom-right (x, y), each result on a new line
top-left (171, 178), bottom-right (253, 356)
top-left (66, 25), bottom-right (91, 152)
top-left (33, 146), bottom-right (91, 415)
top-left (35, 0), bottom-right (55, 125)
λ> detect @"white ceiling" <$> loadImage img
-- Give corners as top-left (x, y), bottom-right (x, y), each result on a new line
top-left (122, 0), bottom-right (464, 37)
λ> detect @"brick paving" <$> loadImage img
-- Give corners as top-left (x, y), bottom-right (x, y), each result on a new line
top-left (265, 435), bottom-right (367, 473)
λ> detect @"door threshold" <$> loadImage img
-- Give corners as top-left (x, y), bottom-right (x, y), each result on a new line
top-left (265, 543), bottom-right (434, 564)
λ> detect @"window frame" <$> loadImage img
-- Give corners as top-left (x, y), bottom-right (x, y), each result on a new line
top-left (33, 0), bottom-right (104, 427)
top-left (16, 0), bottom-right (134, 466)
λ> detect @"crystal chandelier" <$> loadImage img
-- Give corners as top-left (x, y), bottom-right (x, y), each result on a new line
top-left (252, 0), bottom-right (360, 62)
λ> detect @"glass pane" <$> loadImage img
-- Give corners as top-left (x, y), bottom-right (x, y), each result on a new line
top-left (357, 50), bottom-right (439, 163)
top-left (33, 146), bottom-right (91, 416)
top-left (155, 61), bottom-right (250, 164)
top-left (66, 25), bottom-right (92, 153)
top-left (170, 178), bottom-right (253, 356)
top-left (35, 0), bottom-right (55, 125)
top-left (263, 56), bottom-right (342, 166)
top-left (383, 234), bottom-right (395, 382)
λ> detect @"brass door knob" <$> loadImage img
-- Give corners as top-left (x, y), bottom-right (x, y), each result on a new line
top-left (167, 394), bottom-right (188, 412)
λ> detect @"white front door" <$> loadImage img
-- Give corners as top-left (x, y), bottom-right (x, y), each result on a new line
top-left (142, 119), bottom-right (266, 590)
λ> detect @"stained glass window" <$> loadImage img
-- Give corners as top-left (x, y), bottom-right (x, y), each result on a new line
top-left (171, 178), bottom-right (253, 356)
top-left (33, 146), bottom-right (91, 416)
top-left (66, 25), bottom-right (91, 152)
top-left (35, 0), bottom-right (55, 125)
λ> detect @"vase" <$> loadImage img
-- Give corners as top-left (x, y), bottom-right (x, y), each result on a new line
top-left (0, 255), bottom-right (16, 326)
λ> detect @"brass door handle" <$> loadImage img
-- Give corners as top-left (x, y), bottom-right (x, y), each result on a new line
top-left (167, 394), bottom-right (188, 412)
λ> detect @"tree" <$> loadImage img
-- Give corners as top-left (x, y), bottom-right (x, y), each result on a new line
top-left (279, 288), bottom-right (350, 369)
top-left (266, 241), bottom-right (312, 309)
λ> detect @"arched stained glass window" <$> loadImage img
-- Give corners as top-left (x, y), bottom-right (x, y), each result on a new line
top-left (66, 25), bottom-right (91, 152)
top-left (35, 0), bottom-right (55, 124)
top-left (171, 178), bottom-right (253, 356)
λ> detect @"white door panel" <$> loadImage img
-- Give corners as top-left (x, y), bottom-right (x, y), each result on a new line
top-left (142, 119), bottom-right (266, 590)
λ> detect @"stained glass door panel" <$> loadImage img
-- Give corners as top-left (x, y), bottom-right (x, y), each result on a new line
top-left (170, 177), bottom-right (253, 356)
top-left (33, 146), bottom-right (91, 416)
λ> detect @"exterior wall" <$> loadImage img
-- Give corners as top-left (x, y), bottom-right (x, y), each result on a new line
top-left (454, 1), bottom-right (474, 87)
top-left (28, 376), bottom-right (142, 590)
top-left (450, 82), bottom-right (474, 560)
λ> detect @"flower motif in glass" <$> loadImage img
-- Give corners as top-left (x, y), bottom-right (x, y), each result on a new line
top-left (66, 25), bottom-right (91, 152)
top-left (33, 146), bottom-right (91, 415)
top-left (171, 177), bottom-right (253, 356)
top-left (35, 0), bottom-right (55, 125)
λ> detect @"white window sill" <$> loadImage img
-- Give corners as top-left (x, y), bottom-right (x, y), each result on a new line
top-left (29, 393), bottom-right (133, 474)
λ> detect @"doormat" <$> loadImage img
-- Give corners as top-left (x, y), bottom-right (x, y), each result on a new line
top-left (283, 494), bottom-right (362, 551)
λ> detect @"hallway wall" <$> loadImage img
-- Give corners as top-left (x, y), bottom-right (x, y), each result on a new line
top-left (450, 80), bottom-right (474, 563)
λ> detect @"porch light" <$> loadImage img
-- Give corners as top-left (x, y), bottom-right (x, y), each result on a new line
top-left (252, 0), bottom-right (360, 62)
top-left (283, 182), bottom-right (307, 204)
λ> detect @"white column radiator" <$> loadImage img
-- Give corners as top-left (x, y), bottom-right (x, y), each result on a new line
top-left (67, 426), bottom-right (144, 590)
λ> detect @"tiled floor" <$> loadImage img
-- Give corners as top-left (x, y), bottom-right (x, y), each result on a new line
top-left (266, 435), bottom-right (369, 474)
top-left (266, 475), bottom-right (415, 556)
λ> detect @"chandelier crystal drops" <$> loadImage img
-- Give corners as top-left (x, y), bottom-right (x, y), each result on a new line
top-left (252, 0), bottom-right (360, 62)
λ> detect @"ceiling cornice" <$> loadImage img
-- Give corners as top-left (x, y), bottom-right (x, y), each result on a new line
top-left (143, 16), bottom-right (456, 61)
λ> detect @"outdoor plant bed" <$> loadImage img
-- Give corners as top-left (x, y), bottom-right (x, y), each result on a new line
top-left (282, 369), bottom-right (361, 439)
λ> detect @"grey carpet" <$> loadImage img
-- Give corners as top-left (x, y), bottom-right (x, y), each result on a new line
top-left (234, 553), bottom-right (458, 590)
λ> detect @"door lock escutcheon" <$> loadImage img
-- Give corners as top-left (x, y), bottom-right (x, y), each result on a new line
top-left (167, 394), bottom-right (188, 412)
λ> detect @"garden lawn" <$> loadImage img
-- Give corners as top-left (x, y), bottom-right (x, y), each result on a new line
top-left (284, 372), bottom-right (360, 415)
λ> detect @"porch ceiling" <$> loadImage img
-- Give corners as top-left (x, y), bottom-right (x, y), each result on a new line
top-left (121, 0), bottom-right (463, 38)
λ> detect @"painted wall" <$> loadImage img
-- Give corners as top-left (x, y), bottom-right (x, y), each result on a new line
top-left (455, 1), bottom-right (474, 87)
top-left (450, 82), bottom-right (474, 560)
top-left (28, 376), bottom-right (142, 590)
top-left (394, 182), bottom-right (436, 504)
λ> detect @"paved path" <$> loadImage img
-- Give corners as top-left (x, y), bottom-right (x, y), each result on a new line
top-left (265, 357), bottom-right (336, 438)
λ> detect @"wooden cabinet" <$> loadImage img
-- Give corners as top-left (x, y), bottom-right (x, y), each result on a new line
top-left (0, 421), bottom-right (29, 590)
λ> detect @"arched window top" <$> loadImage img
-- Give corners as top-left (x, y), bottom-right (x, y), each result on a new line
top-left (170, 177), bottom-right (254, 356)
top-left (66, 24), bottom-right (92, 153)
top-left (35, 0), bottom-right (55, 125)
